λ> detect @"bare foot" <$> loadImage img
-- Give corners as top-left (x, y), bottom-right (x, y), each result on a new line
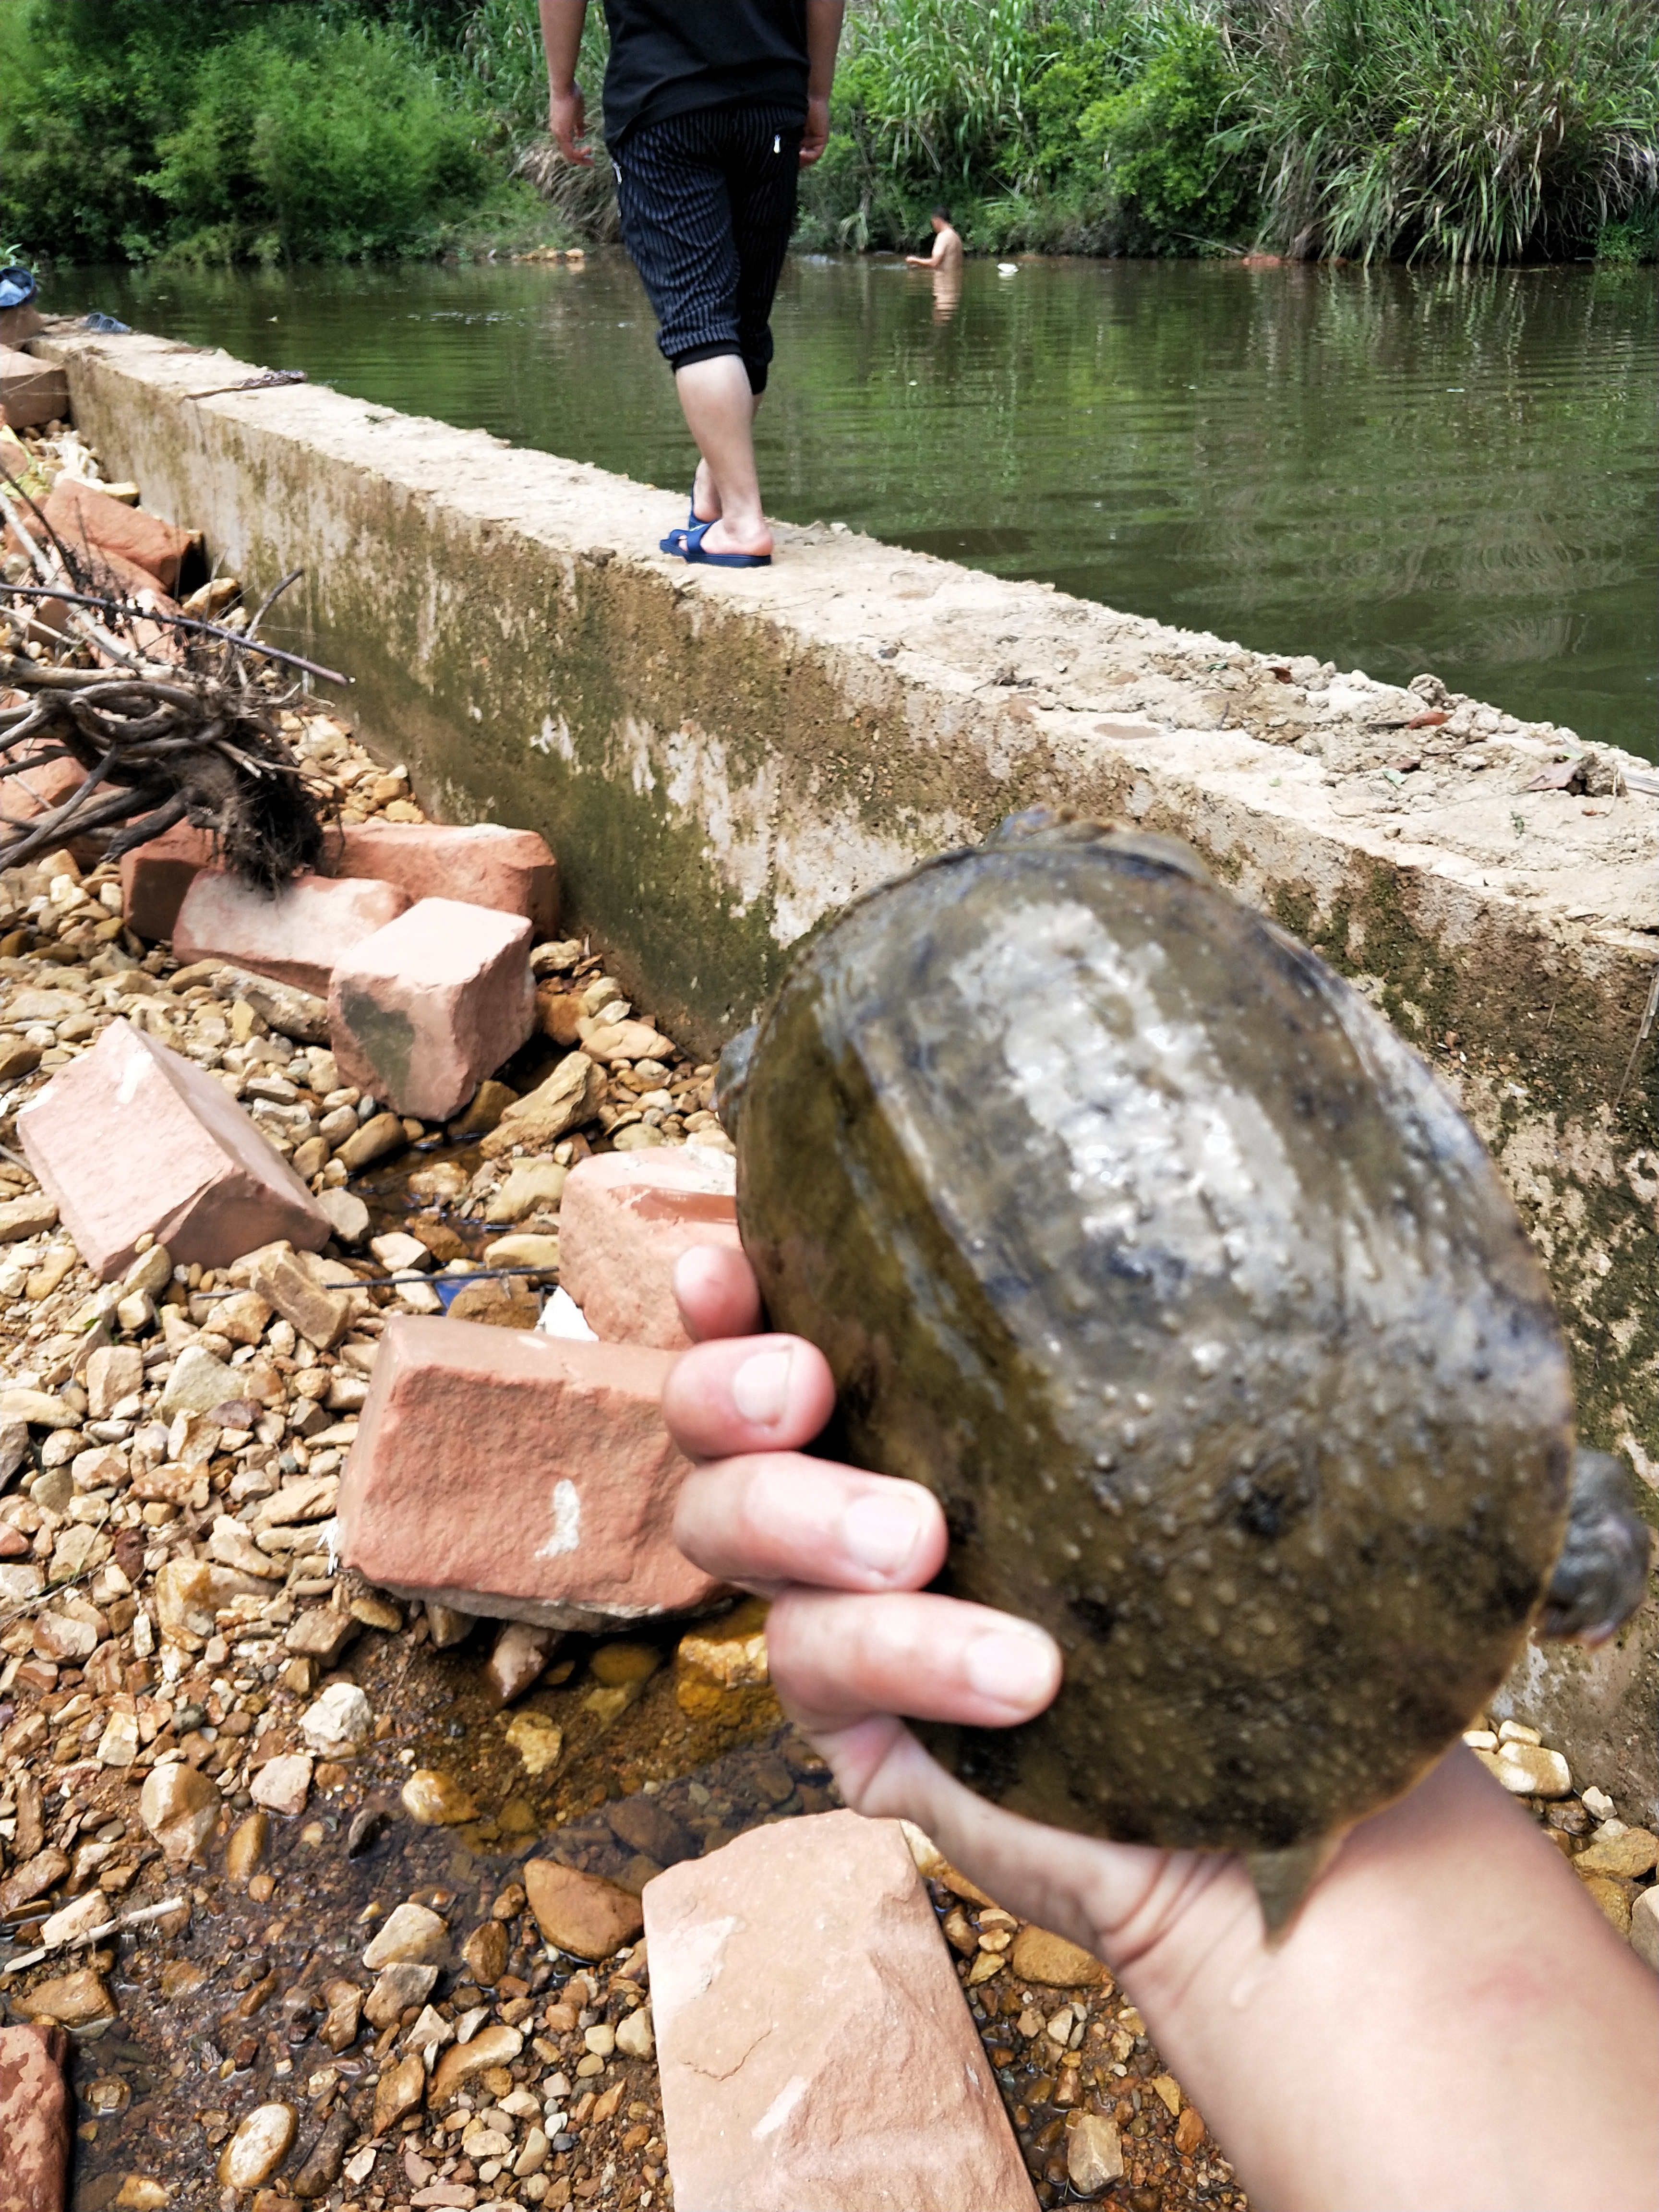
top-left (697, 515), bottom-right (774, 559)
top-left (692, 460), bottom-right (721, 525)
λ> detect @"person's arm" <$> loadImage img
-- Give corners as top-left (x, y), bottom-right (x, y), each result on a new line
top-left (663, 1245), bottom-right (1659, 2212)
top-left (799, 0), bottom-right (844, 168)
top-left (539, 0), bottom-right (592, 167)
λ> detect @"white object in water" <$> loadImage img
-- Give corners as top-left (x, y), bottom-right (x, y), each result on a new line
top-left (539, 1286), bottom-right (597, 1341)
top-left (998, 262), bottom-right (1019, 275)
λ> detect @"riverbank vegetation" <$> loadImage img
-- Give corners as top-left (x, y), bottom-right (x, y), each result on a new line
top-left (0, 0), bottom-right (1653, 266)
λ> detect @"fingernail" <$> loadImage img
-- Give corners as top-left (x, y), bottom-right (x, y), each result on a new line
top-left (842, 1491), bottom-right (928, 1575)
top-left (963, 1627), bottom-right (1059, 1708)
top-left (731, 1346), bottom-right (793, 1427)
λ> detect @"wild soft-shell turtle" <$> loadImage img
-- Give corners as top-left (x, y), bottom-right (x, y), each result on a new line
top-left (720, 812), bottom-right (1648, 1919)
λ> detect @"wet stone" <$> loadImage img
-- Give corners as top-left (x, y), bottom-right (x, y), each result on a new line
top-left (363, 1900), bottom-right (450, 1969)
top-left (366, 1959), bottom-right (439, 2028)
top-left (401, 1767), bottom-right (480, 1826)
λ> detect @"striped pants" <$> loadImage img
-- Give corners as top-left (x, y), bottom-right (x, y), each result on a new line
top-left (613, 100), bottom-right (804, 395)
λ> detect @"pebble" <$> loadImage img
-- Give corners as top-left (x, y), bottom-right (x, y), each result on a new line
top-left (483, 1621), bottom-right (561, 1706)
top-left (363, 1900), bottom-right (450, 1970)
top-left (1631, 1887), bottom-right (1659, 1972)
top-left (1574, 1826), bottom-right (1658, 1880)
top-left (373, 2051), bottom-right (427, 2136)
top-left (430, 2021), bottom-right (524, 2103)
top-left (505, 1711), bottom-right (563, 1775)
top-left (1578, 1872), bottom-right (1635, 1936)
top-left (1476, 1742), bottom-right (1572, 1797)
top-left (367, 1960), bottom-right (440, 2025)
top-left (1068, 2113), bottom-right (1125, 2194)
top-left (251, 1752), bottom-right (314, 1818)
top-left (462, 1919), bottom-right (509, 1986)
top-left (20, 1967), bottom-right (115, 2027)
top-left (523, 1857), bottom-right (644, 1960)
top-left (139, 1758), bottom-right (219, 1864)
top-left (217, 2103), bottom-right (296, 2188)
top-left (1010, 1924), bottom-right (1111, 1988)
top-left (401, 1767), bottom-right (480, 1826)
top-left (300, 1679), bottom-right (374, 1755)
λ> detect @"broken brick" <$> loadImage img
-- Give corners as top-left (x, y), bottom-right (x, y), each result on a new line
top-left (326, 821), bottom-right (558, 935)
top-left (646, 1813), bottom-right (1036, 2212)
top-left (0, 346), bottom-right (69, 433)
top-left (327, 897), bottom-right (534, 1122)
top-left (0, 2022), bottom-right (70, 2212)
top-left (337, 1316), bottom-right (723, 1630)
top-left (43, 478), bottom-right (197, 593)
top-left (557, 1149), bottom-right (739, 1351)
top-left (15, 1019), bottom-right (330, 1280)
top-left (173, 871), bottom-right (409, 998)
top-left (119, 821), bottom-right (215, 942)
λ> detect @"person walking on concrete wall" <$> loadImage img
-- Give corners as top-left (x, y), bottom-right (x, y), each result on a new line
top-left (541, 0), bottom-right (845, 570)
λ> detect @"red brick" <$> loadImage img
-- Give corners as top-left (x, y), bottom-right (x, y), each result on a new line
top-left (0, 742), bottom-right (84, 834)
top-left (327, 897), bottom-right (534, 1122)
top-left (325, 821), bottom-right (558, 935)
top-left (15, 1017), bottom-right (330, 1279)
top-left (337, 1315), bottom-right (723, 1629)
top-left (43, 478), bottom-right (197, 594)
top-left (173, 870), bottom-right (409, 998)
top-left (646, 1813), bottom-right (1037, 2212)
top-left (0, 345), bottom-right (68, 433)
top-left (558, 1150), bottom-right (740, 1351)
top-left (0, 2022), bottom-right (69, 2212)
top-left (119, 822), bottom-right (216, 942)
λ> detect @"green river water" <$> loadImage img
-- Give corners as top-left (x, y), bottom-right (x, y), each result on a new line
top-left (51, 253), bottom-right (1658, 760)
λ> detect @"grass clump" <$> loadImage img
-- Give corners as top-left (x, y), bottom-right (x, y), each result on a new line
top-left (1230, 0), bottom-right (1659, 264)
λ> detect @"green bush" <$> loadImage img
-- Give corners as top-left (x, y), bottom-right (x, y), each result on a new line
top-left (147, 20), bottom-right (496, 262)
top-left (1079, 20), bottom-right (1254, 248)
top-left (0, 0), bottom-right (510, 263)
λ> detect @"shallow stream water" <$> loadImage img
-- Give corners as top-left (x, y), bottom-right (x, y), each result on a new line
top-left (49, 252), bottom-right (1657, 757)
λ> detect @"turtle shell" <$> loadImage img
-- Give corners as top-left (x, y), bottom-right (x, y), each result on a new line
top-left (727, 812), bottom-right (1574, 1852)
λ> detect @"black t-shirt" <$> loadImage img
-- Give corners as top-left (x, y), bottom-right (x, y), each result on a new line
top-left (600, 0), bottom-right (809, 145)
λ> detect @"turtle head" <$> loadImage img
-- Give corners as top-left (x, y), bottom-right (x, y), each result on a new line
top-left (1538, 1448), bottom-right (1653, 1645)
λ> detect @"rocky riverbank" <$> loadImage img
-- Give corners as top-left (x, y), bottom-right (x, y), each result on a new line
top-left (0, 423), bottom-right (1653, 2212)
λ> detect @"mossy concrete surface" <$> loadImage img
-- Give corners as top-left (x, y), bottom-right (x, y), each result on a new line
top-left (40, 326), bottom-right (1659, 1818)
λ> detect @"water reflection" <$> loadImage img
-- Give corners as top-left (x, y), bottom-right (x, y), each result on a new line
top-left (49, 253), bottom-right (1657, 757)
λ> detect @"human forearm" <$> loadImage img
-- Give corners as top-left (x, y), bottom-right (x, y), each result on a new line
top-left (1129, 1749), bottom-right (1659, 2212)
top-left (539, 0), bottom-right (586, 94)
top-left (805, 0), bottom-right (845, 101)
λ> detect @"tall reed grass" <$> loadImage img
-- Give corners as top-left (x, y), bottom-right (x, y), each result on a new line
top-left (1230, 0), bottom-right (1659, 262)
top-left (794, 0), bottom-right (1658, 259)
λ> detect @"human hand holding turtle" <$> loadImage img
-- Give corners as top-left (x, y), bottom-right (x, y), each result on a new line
top-left (665, 1241), bottom-right (1659, 2212)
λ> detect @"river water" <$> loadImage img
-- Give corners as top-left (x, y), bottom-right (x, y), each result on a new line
top-left (52, 254), bottom-right (1658, 759)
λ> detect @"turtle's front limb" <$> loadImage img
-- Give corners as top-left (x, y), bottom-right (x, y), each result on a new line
top-left (1536, 1448), bottom-right (1653, 1646)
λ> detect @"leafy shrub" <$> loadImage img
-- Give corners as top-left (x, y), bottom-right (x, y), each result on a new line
top-left (0, 0), bottom-right (508, 263)
top-left (1078, 20), bottom-right (1255, 248)
top-left (147, 20), bottom-right (495, 262)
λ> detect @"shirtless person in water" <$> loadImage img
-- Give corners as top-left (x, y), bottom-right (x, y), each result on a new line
top-left (906, 205), bottom-right (963, 273)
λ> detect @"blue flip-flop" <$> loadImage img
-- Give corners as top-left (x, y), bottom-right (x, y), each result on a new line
top-left (659, 518), bottom-right (771, 569)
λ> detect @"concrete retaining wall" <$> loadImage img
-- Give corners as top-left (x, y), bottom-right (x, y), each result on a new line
top-left (36, 325), bottom-right (1659, 1817)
